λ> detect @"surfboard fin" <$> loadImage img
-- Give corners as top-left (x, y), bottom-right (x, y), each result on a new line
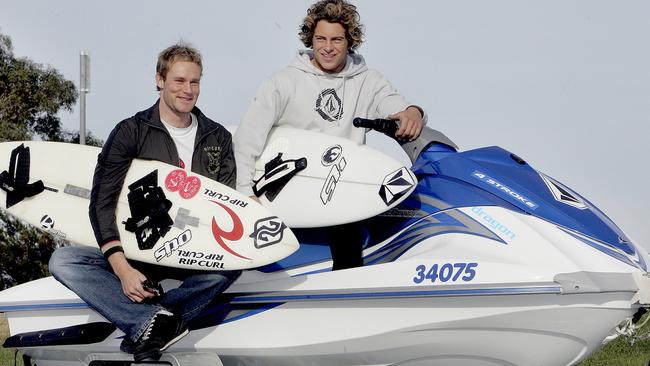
top-left (0, 144), bottom-right (45, 208)
top-left (253, 153), bottom-right (307, 202)
top-left (122, 170), bottom-right (173, 250)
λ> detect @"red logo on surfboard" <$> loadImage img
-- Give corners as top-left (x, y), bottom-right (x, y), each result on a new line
top-left (165, 169), bottom-right (201, 199)
top-left (210, 200), bottom-right (250, 260)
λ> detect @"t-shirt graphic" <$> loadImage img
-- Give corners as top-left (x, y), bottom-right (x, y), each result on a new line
top-left (315, 88), bottom-right (343, 122)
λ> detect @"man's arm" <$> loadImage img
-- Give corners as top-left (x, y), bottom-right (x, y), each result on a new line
top-left (368, 70), bottom-right (427, 140)
top-left (104, 242), bottom-right (154, 302)
top-left (233, 78), bottom-right (284, 196)
top-left (89, 121), bottom-right (136, 248)
top-left (89, 120), bottom-right (154, 301)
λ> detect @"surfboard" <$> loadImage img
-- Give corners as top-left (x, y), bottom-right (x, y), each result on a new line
top-left (252, 127), bottom-right (417, 228)
top-left (0, 141), bottom-right (299, 271)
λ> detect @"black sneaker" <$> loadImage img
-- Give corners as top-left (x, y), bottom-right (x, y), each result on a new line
top-left (133, 310), bottom-right (189, 362)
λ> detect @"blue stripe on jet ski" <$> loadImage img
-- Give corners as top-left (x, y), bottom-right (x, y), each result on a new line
top-left (189, 286), bottom-right (562, 331)
top-left (559, 227), bottom-right (647, 271)
top-left (221, 303), bottom-right (283, 324)
top-left (363, 208), bottom-right (506, 267)
top-left (0, 302), bottom-right (88, 312)
top-left (1, 287), bottom-right (561, 316)
top-left (230, 286), bottom-right (561, 303)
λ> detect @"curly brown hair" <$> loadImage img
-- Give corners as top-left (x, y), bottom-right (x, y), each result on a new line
top-left (299, 0), bottom-right (364, 52)
top-left (156, 42), bottom-right (203, 91)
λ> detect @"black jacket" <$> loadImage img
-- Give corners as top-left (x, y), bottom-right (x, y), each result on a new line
top-left (89, 101), bottom-right (236, 248)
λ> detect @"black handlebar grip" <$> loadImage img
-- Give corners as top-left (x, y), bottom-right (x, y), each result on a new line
top-left (352, 117), bottom-right (370, 128)
top-left (353, 117), bottom-right (398, 136)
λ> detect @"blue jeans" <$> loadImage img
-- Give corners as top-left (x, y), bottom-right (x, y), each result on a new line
top-left (49, 245), bottom-right (241, 342)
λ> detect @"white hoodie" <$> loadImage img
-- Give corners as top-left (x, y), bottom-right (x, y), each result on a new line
top-left (234, 50), bottom-right (425, 195)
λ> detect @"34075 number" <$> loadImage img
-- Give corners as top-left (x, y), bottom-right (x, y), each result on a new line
top-left (413, 262), bottom-right (478, 284)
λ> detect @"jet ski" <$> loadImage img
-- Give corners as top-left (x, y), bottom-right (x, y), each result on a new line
top-left (1, 120), bottom-right (649, 366)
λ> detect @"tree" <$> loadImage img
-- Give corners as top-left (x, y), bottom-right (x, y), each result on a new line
top-left (52, 129), bottom-right (104, 147)
top-left (0, 210), bottom-right (66, 290)
top-left (0, 31), bottom-right (78, 142)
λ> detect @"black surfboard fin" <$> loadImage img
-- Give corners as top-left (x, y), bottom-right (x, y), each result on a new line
top-left (0, 144), bottom-right (45, 208)
top-left (252, 153), bottom-right (307, 202)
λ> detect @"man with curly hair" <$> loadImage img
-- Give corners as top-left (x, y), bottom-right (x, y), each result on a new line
top-left (234, 0), bottom-right (426, 270)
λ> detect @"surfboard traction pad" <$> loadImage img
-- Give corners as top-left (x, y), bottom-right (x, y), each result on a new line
top-left (252, 152), bottom-right (307, 202)
top-left (122, 170), bottom-right (174, 250)
top-left (0, 144), bottom-right (46, 208)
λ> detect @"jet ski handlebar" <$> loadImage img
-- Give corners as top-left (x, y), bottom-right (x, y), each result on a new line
top-left (353, 117), bottom-right (398, 137)
top-left (354, 116), bottom-right (460, 164)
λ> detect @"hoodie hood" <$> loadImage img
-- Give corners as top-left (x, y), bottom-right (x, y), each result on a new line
top-left (291, 50), bottom-right (368, 78)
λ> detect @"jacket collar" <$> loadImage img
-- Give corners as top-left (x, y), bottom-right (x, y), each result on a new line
top-left (137, 99), bottom-right (217, 138)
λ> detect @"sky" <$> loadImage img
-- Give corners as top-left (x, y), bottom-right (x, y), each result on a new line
top-left (1, 0), bottom-right (649, 249)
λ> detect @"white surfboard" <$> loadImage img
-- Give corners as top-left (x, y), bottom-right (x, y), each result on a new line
top-left (0, 141), bottom-right (298, 271)
top-left (252, 127), bottom-right (417, 228)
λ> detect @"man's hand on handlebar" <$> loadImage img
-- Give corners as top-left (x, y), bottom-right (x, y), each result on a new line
top-left (388, 106), bottom-right (423, 141)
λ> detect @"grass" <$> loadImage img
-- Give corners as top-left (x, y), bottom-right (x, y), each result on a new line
top-left (1, 312), bottom-right (649, 366)
top-left (576, 332), bottom-right (650, 366)
top-left (1, 313), bottom-right (24, 366)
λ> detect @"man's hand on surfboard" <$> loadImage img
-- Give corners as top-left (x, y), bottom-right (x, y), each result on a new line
top-left (389, 107), bottom-right (423, 141)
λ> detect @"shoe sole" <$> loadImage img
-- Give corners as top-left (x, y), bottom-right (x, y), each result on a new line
top-left (133, 328), bottom-right (189, 362)
top-left (161, 328), bottom-right (189, 352)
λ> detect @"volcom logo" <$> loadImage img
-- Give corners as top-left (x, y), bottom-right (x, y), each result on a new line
top-left (321, 157), bottom-right (347, 204)
top-left (379, 167), bottom-right (415, 206)
top-left (315, 88), bottom-right (343, 122)
top-left (249, 216), bottom-right (287, 249)
top-left (321, 145), bottom-right (342, 166)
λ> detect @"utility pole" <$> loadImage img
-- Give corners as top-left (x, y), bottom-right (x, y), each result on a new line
top-left (79, 51), bottom-right (90, 145)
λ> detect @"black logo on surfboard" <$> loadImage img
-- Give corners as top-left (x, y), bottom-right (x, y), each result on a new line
top-left (320, 157), bottom-right (347, 205)
top-left (40, 215), bottom-right (55, 229)
top-left (250, 216), bottom-right (287, 249)
top-left (379, 167), bottom-right (415, 206)
top-left (154, 229), bottom-right (192, 262)
top-left (321, 145), bottom-right (342, 166)
top-left (39, 214), bottom-right (67, 239)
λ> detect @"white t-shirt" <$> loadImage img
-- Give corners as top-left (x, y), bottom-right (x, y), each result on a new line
top-left (161, 113), bottom-right (198, 170)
